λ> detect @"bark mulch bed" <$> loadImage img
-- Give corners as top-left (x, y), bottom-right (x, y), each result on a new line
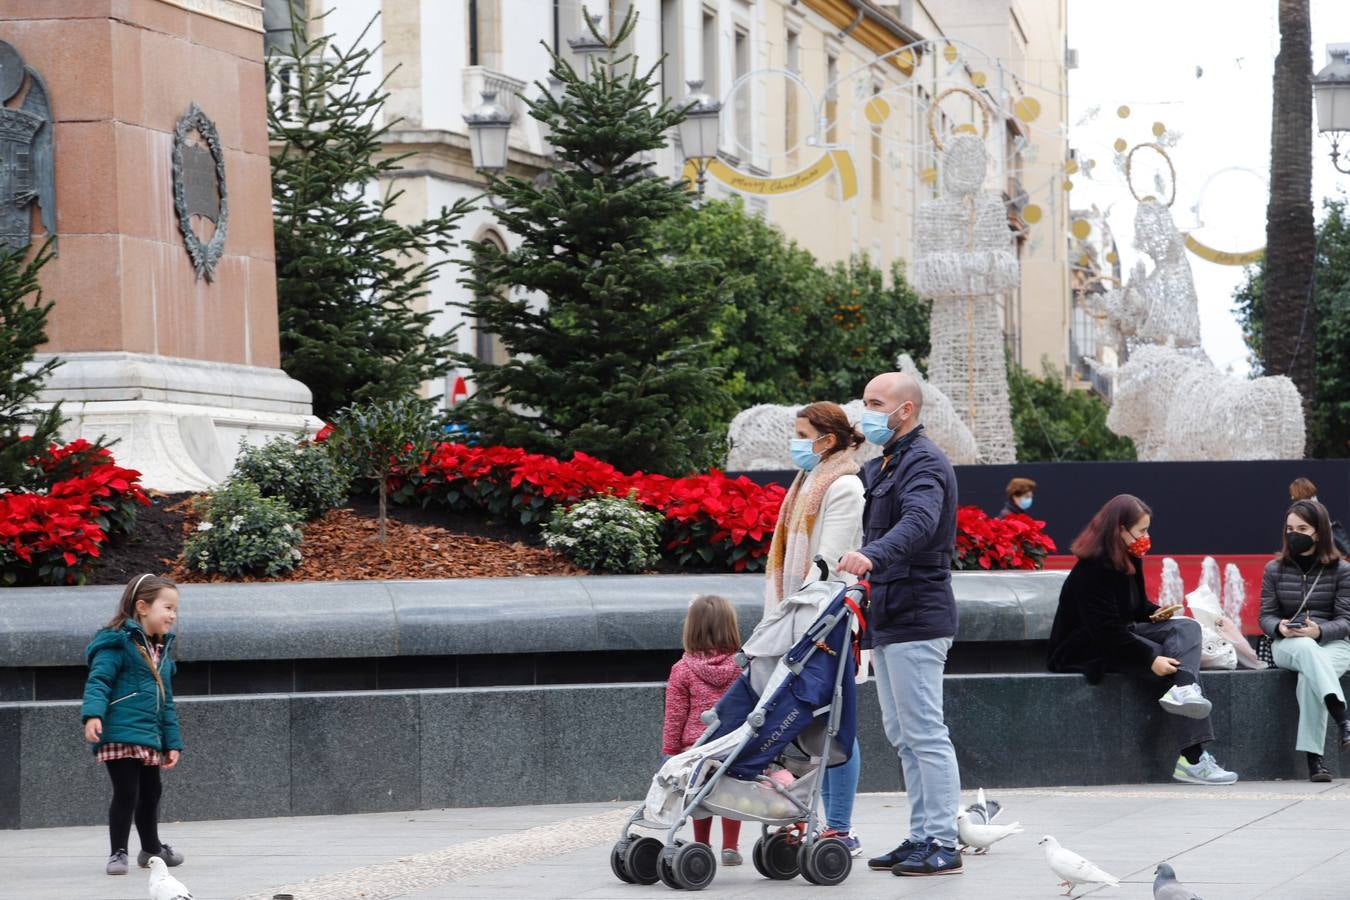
top-left (88, 493), bottom-right (580, 585)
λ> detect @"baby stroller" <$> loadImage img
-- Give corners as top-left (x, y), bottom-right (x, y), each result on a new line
top-left (611, 563), bottom-right (867, 891)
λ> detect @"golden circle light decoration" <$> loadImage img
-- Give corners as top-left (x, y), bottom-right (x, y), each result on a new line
top-left (1063, 179), bottom-right (1074, 191)
top-left (926, 85), bottom-right (991, 150)
top-left (1117, 104), bottom-right (1131, 118)
top-left (1022, 203), bottom-right (1043, 224)
top-left (1070, 219), bottom-right (1092, 240)
top-left (1125, 141), bottom-right (1177, 207)
top-left (1106, 251), bottom-right (1119, 264)
top-left (920, 166), bottom-right (937, 184)
top-left (943, 44), bottom-right (959, 62)
top-left (865, 96), bottom-right (891, 126)
top-left (1065, 159), bottom-right (1080, 175)
top-left (971, 70), bottom-right (988, 88)
top-left (1014, 96), bottom-right (1041, 123)
top-left (1113, 138), bottom-right (1127, 153)
top-left (1152, 121), bottom-right (1166, 137)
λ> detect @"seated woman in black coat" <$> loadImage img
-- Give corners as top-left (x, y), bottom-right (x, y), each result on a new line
top-left (1047, 493), bottom-right (1239, 785)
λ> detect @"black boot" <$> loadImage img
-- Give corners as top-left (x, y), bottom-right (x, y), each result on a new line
top-left (1308, 753), bottom-right (1332, 783)
top-left (1341, 718), bottom-right (1350, 752)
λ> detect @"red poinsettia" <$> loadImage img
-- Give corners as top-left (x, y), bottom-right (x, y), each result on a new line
top-left (955, 506), bottom-right (1055, 571)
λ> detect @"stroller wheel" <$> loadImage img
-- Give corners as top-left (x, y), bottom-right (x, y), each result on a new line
top-left (610, 838), bottom-right (635, 883)
top-left (672, 842), bottom-right (717, 891)
top-left (751, 838), bottom-right (769, 878)
top-left (761, 831), bottom-right (801, 880)
top-left (803, 837), bottom-right (852, 886)
top-left (624, 837), bottom-right (664, 885)
top-left (658, 846), bottom-right (684, 890)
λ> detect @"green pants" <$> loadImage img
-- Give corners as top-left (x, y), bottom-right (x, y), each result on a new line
top-left (1272, 636), bottom-right (1350, 754)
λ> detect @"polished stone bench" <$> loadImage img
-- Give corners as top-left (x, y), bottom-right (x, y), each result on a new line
top-left (0, 570), bottom-right (1067, 701)
top-left (3, 668), bottom-right (1337, 829)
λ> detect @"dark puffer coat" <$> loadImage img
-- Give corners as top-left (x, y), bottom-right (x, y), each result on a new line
top-left (1258, 558), bottom-right (1350, 642)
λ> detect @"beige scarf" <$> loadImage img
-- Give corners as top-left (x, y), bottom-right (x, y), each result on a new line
top-left (763, 450), bottom-right (860, 608)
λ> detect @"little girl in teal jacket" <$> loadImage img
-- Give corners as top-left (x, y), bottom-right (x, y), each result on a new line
top-left (80, 574), bottom-right (186, 877)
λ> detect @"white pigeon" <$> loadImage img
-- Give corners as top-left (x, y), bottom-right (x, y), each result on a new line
top-left (963, 786), bottom-right (1003, 824)
top-left (957, 809), bottom-right (1023, 853)
top-left (147, 857), bottom-right (193, 900)
top-left (1038, 835), bottom-right (1120, 896)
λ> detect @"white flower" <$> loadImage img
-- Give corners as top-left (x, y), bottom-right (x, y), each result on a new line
top-left (196, 521), bottom-right (214, 532)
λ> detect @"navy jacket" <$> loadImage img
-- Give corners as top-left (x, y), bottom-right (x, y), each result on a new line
top-left (80, 619), bottom-right (183, 753)
top-left (859, 428), bottom-right (959, 646)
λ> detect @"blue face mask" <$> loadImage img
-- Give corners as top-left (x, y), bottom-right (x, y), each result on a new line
top-left (789, 437), bottom-right (821, 471)
top-left (1017, 495), bottom-right (1033, 510)
top-left (860, 407), bottom-right (899, 446)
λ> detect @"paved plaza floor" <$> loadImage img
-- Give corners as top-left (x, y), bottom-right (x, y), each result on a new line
top-left (3, 781), bottom-right (1349, 899)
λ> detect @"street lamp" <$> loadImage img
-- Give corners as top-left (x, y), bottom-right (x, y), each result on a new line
top-left (1313, 44), bottom-right (1350, 175)
top-left (464, 90), bottom-right (513, 173)
top-left (677, 79), bottom-right (722, 197)
top-left (567, 13), bottom-right (607, 80)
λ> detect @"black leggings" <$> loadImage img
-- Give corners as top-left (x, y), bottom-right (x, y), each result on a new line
top-left (105, 758), bottom-right (162, 855)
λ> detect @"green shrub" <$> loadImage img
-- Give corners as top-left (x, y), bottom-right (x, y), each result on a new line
top-left (183, 479), bottom-right (304, 578)
top-left (231, 436), bottom-right (350, 520)
top-left (542, 494), bottom-right (664, 574)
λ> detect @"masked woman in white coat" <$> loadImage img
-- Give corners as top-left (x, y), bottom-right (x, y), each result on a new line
top-left (762, 401), bottom-right (865, 855)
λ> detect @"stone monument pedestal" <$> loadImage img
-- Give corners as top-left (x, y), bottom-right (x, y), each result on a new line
top-left (6, 0), bottom-right (317, 491)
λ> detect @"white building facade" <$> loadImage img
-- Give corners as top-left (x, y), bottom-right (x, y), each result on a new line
top-left (283, 0), bottom-right (1072, 407)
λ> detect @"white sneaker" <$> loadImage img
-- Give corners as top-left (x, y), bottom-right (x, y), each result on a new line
top-left (1173, 751), bottom-right (1238, 785)
top-left (1159, 684), bottom-right (1212, 719)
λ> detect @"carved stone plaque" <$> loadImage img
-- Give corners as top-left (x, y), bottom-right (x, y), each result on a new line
top-left (172, 103), bottom-right (229, 281)
top-left (0, 40), bottom-right (55, 253)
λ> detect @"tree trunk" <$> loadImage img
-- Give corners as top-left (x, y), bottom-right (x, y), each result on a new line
top-left (378, 479), bottom-right (387, 543)
top-left (1263, 0), bottom-right (1316, 413)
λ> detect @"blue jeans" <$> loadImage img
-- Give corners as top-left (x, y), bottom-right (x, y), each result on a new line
top-left (821, 737), bottom-right (860, 831)
top-left (872, 637), bottom-right (960, 849)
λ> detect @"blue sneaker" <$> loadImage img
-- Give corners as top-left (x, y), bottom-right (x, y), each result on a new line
top-left (893, 840), bottom-right (963, 876)
top-left (820, 828), bottom-right (862, 858)
top-left (868, 838), bottom-right (923, 870)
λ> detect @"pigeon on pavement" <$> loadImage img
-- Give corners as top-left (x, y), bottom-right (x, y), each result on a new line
top-left (147, 857), bottom-right (193, 900)
top-left (1038, 835), bottom-right (1120, 896)
top-left (956, 809), bottom-right (1023, 853)
top-left (1154, 863), bottom-right (1203, 899)
top-left (964, 786), bottom-right (1003, 824)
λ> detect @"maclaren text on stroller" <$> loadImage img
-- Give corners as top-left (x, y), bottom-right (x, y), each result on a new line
top-left (613, 567), bottom-right (867, 891)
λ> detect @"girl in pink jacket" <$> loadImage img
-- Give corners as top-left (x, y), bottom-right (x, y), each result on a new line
top-left (662, 594), bottom-right (743, 865)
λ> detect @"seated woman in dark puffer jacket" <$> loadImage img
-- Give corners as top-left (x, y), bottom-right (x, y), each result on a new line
top-left (1260, 499), bottom-right (1350, 782)
top-left (1047, 493), bottom-right (1238, 785)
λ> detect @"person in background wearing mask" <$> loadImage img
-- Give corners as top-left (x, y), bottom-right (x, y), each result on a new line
top-left (1001, 477), bottom-right (1036, 517)
top-left (1289, 478), bottom-right (1350, 556)
top-left (1047, 494), bottom-right (1239, 785)
top-left (839, 372), bottom-right (964, 878)
top-left (762, 401), bottom-right (866, 855)
top-left (1259, 499), bottom-right (1350, 782)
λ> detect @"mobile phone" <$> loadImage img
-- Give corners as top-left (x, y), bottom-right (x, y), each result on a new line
top-left (1150, 604), bottom-right (1183, 622)
top-left (1288, 613), bottom-right (1311, 630)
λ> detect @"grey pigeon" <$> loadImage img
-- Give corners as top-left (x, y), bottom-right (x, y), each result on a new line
top-left (1154, 863), bottom-right (1202, 900)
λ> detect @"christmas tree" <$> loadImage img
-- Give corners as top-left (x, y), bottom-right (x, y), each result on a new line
top-left (0, 243), bottom-right (63, 489)
top-left (268, 4), bottom-right (473, 419)
top-left (454, 10), bottom-right (723, 476)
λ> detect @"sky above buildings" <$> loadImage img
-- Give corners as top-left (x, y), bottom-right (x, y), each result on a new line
top-left (1068, 0), bottom-right (1350, 374)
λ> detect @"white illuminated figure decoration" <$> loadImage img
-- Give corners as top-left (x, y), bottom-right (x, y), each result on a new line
top-left (912, 88), bottom-right (1018, 464)
top-left (1088, 144), bottom-right (1202, 356)
top-left (1092, 144), bottom-right (1305, 461)
top-left (1106, 344), bottom-right (1305, 460)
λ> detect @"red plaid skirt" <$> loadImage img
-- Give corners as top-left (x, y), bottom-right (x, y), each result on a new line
top-left (95, 743), bottom-right (166, 766)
